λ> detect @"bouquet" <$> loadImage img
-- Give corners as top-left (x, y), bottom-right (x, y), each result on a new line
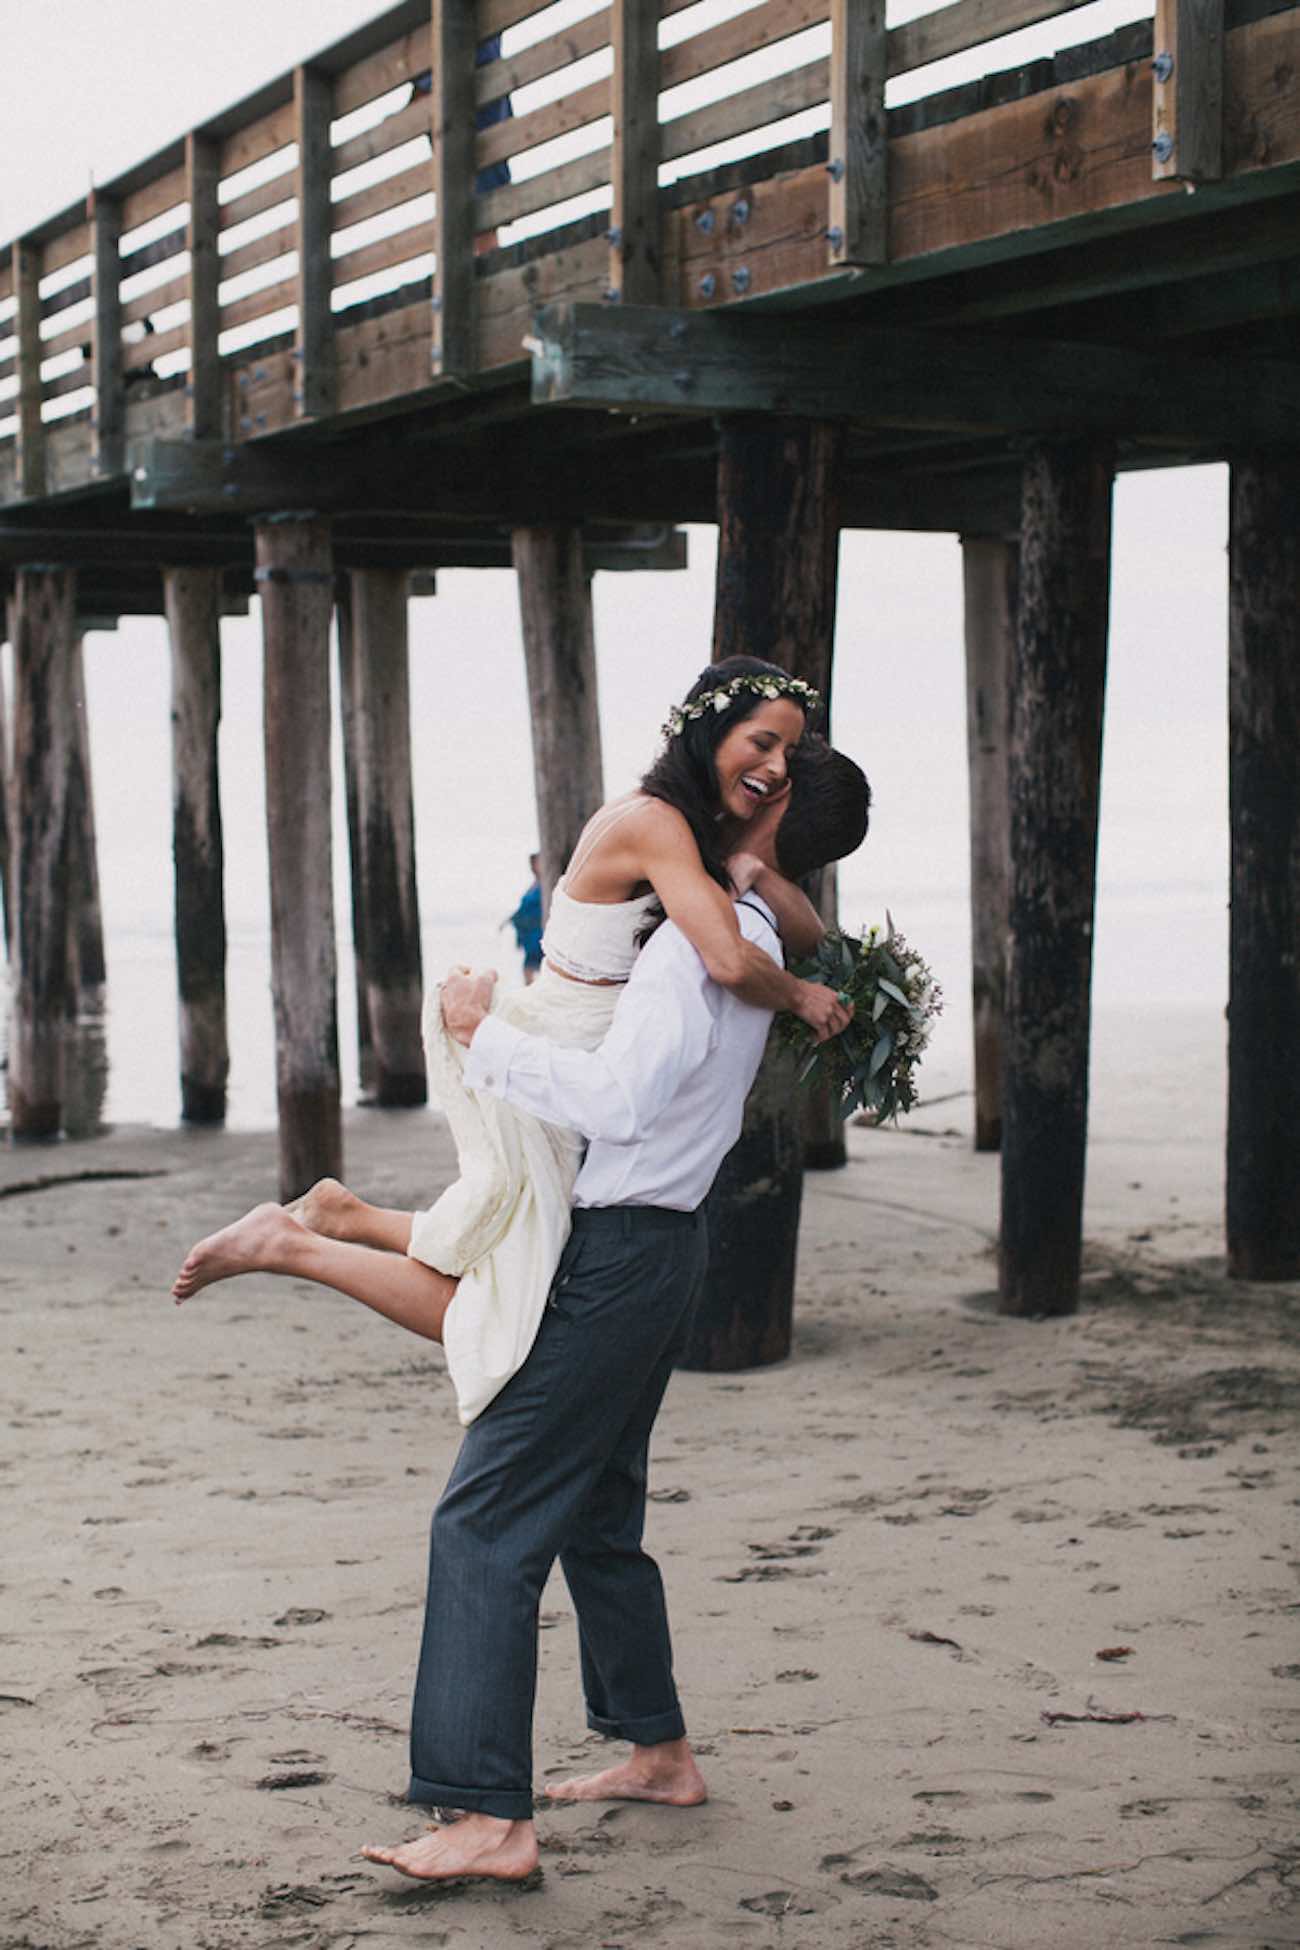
top-left (778, 918), bottom-right (942, 1122)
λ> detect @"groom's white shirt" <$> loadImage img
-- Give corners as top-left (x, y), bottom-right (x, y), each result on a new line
top-left (464, 896), bottom-right (782, 1212)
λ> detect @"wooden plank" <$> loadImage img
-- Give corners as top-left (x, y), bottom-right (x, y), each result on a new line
top-left (478, 145), bottom-right (612, 232)
top-left (219, 101), bottom-right (296, 183)
top-left (660, 58), bottom-right (829, 166)
top-left (610, 0), bottom-right (661, 303)
top-left (999, 439), bottom-right (1113, 1317)
top-left (0, 257), bottom-right (13, 305)
top-left (888, 0), bottom-right (1095, 79)
top-left (121, 166), bottom-right (187, 237)
top-left (432, 0), bottom-right (478, 374)
top-left (962, 534), bottom-right (1016, 1153)
top-left (332, 220), bottom-right (436, 289)
top-left (479, 233), bottom-right (607, 369)
top-left (119, 225), bottom-right (188, 279)
top-left (1153, 0), bottom-right (1225, 182)
top-left (334, 24), bottom-right (430, 118)
top-left (829, 0), bottom-right (887, 266)
top-left (122, 322), bottom-right (190, 370)
top-left (40, 275), bottom-right (93, 319)
top-left (188, 133), bottom-right (222, 440)
top-left (662, 0), bottom-right (828, 93)
top-left (477, 10), bottom-right (611, 106)
top-left (664, 160), bottom-right (829, 311)
top-left (332, 159), bottom-right (430, 232)
top-left (40, 314), bottom-right (98, 360)
top-left (475, 75), bottom-right (610, 171)
top-left (15, 241), bottom-right (45, 499)
top-left (335, 299), bottom-right (433, 410)
top-left (1226, 454), bottom-right (1300, 1280)
top-left (41, 365), bottom-right (97, 403)
top-left (43, 222), bottom-right (91, 277)
top-left (332, 94), bottom-right (430, 176)
top-left (217, 276), bottom-right (298, 336)
top-left (217, 221), bottom-right (297, 287)
top-left (218, 171), bottom-right (297, 233)
top-left (295, 67), bottom-right (335, 419)
top-left (90, 193), bottom-right (124, 476)
top-left (120, 271), bottom-right (189, 327)
top-left (479, 0), bottom-right (586, 40)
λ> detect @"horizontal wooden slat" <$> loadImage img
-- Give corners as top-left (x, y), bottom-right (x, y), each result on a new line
top-left (42, 362), bottom-right (96, 402)
top-left (0, 353), bottom-right (15, 382)
top-left (123, 322), bottom-right (189, 369)
top-left (219, 171), bottom-right (297, 233)
top-left (661, 54), bottom-right (829, 164)
top-left (888, 0), bottom-right (1096, 78)
top-left (477, 144), bottom-right (612, 230)
top-left (332, 95), bottom-right (431, 176)
top-left (121, 166), bottom-right (187, 236)
top-left (120, 224), bottom-right (187, 277)
top-left (41, 275), bottom-right (93, 320)
top-left (220, 221), bottom-right (297, 284)
top-left (333, 26), bottom-right (430, 118)
top-left (335, 296), bottom-right (432, 411)
top-left (332, 159), bottom-right (430, 231)
top-left (477, 75), bottom-right (610, 169)
top-left (475, 10), bottom-right (612, 106)
top-left (479, 229), bottom-right (607, 369)
top-left (0, 260), bottom-right (13, 305)
top-left (479, 0), bottom-right (577, 40)
top-left (42, 223), bottom-right (91, 276)
top-left (219, 101), bottom-right (296, 181)
top-left (121, 272), bottom-right (190, 326)
top-left (40, 314), bottom-right (96, 360)
top-left (217, 276), bottom-right (298, 335)
top-left (661, 0), bottom-right (828, 95)
top-left (332, 219), bottom-right (435, 287)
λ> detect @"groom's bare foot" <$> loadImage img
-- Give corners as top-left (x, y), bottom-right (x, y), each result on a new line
top-left (360, 1814), bottom-right (539, 1884)
top-left (172, 1203), bottom-right (305, 1303)
top-left (541, 1738), bottom-right (707, 1806)
top-left (286, 1176), bottom-right (362, 1241)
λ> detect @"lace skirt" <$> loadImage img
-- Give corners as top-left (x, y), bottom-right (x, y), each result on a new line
top-left (409, 964), bottom-right (621, 1424)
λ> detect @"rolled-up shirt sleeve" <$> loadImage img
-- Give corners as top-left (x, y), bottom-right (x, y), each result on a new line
top-left (464, 931), bottom-right (719, 1143)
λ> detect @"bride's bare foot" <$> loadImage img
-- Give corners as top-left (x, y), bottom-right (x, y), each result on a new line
top-left (360, 1814), bottom-right (539, 1884)
top-left (172, 1203), bottom-right (306, 1303)
top-left (540, 1738), bottom-right (707, 1807)
top-left (286, 1176), bottom-right (362, 1241)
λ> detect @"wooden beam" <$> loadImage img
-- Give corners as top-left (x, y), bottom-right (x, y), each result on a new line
top-left (294, 67), bottom-right (336, 418)
top-left (1226, 454), bottom-right (1300, 1281)
top-left (14, 240), bottom-right (45, 500)
top-left (163, 565), bottom-right (229, 1123)
top-left (0, 602), bottom-right (11, 956)
top-left (89, 195), bottom-right (124, 477)
top-left (1153, 0), bottom-right (1225, 184)
top-left (346, 568), bottom-right (426, 1107)
top-left (531, 302), bottom-right (1300, 446)
top-left (186, 134), bottom-right (222, 439)
top-left (609, 0), bottom-right (661, 306)
top-left (334, 578), bottom-right (375, 1099)
top-left (8, 567), bottom-right (77, 1136)
top-left (255, 514), bottom-right (342, 1199)
top-left (64, 633), bottom-right (106, 998)
top-left (431, 0), bottom-right (477, 374)
top-left (828, 0), bottom-right (887, 268)
top-left (511, 527), bottom-right (604, 913)
top-left (999, 440), bottom-right (1113, 1318)
top-left (962, 534), bottom-right (1016, 1153)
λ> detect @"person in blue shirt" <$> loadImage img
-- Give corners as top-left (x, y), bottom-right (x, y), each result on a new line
top-left (506, 852), bottom-right (543, 983)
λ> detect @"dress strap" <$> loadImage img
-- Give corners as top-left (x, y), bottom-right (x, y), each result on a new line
top-left (563, 798), bottom-right (645, 890)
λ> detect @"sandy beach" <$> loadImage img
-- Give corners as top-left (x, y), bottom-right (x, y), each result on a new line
top-left (2, 1094), bottom-right (1297, 1950)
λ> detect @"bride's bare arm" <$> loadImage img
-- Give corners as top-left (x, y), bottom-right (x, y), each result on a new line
top-left (727, 851), bottom-right (825, 958)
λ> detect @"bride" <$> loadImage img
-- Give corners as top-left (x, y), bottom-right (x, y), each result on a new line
top-left (172, 655), bottom-right (854, 1416)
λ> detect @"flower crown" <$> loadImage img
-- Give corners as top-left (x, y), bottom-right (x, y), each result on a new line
top-left (661, 670), bottom-right (821, 741)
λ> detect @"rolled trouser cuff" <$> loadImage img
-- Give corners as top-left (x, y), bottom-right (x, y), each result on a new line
top-left (407, 1773), bottom-right (536, 1821)
top-left (585, 1704), bottom-right (687, 1746)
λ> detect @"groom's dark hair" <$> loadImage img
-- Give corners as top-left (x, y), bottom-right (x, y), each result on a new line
top-left (775, 737), bottom-right (871, 881)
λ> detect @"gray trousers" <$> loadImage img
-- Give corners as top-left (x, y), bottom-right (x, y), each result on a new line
top-left (407, 1203), bottom-right (708, 1819)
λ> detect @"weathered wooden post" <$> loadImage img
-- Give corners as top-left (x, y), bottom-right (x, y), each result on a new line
top-left (64, 633), bottom-right (106, 1001)
top-left (680, 418), bottom-right (842, 1372)
top-left (1226, 455), bottom-right (1300, 1281)
top-left (8, 566), bottom-right (77, 1138)
top-left (254, 515), bottom-right (342, 1199)
top-left (163, 566), bottom-right (229, 1123)
top-left (962, 535), bottom-right (1016, 1152)
top-left (335, 577), bottom-right (375, 1099)
top-left (0, 603), bottom-right (12, 956)
top-left (511, 527), bottom-right (604, 912)
top-left (999, 441), bottom-right (1114, 1317)
top-left (345, 568), bottom-right (425, 1106)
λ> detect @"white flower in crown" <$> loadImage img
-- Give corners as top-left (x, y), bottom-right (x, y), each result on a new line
top-left (762, 683), bottom-right (779, 697)
top-left (712, 691), bottom-right (732, 711)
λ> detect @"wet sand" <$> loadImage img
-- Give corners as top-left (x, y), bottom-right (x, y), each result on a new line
top-left (2, 1099), bottom-right (1297, 1949)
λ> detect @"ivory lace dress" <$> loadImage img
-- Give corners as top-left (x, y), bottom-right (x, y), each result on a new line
top-left (410, 863), bottom-right (660, 1424)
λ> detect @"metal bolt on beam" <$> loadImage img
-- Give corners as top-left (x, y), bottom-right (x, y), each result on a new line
top-left (669, 318), bottom-right (688, 341)
top-left (826, 226), bottom-right (844, 251)
top-left (732, 197), bottom-right (750, 224)
top-left (1152, 51), bottom-right (1174, 81)
top-left (694, 209), bottom-right (715, 233)
top-left (606, 226), bottom-right (622, 247)
top-left (602, 286), bottom-right (622, 304)
top-left (732, 266), bottom-right (751, 293)
top-left (826, 158), bottom-right (845, 182)
top-left (698, 272), bottom-right (716, 298)
top-left (1152, 132), bottom-right (1175, 163)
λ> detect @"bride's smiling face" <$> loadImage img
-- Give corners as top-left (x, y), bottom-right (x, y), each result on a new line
top-left (713, 698), bottom-right (806, 822)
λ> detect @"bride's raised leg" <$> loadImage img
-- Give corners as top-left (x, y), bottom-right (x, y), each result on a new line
top-left (172, 1205), bottom-right (458, 1343)
top-left (288, 1177), bottom-right (414, 1254)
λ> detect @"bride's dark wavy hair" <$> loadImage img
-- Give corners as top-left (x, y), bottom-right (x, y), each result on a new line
top-left (639, 655), bottom-right (820, 893)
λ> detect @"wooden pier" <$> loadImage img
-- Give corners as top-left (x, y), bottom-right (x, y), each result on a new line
top-left (2, 0), bottom-right (1298, 1313)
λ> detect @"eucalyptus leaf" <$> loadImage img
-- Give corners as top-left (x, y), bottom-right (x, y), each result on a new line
top-left (871, 990), bottom-right (888, 1022)
top-left (868, 1029), bottom-right (894, 1078)
top-left (877, 978), bottom-right (910, 1008)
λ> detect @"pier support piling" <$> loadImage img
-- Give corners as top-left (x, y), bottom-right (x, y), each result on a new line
top-left (512, 527), bottom-right (604, 912)
top-left (1226, 455), bottom-right (1300, 1281)
top-left (163, 566), bottom-right (229, 1124)
top-left (335, 579), bottom-right (375, 1099)
top-left (9, 567), bottom-right (77, 1138)
top-left (999, 441), bottom-right (1114, 1317)
top-left (344, 568), bottom-right (425, 1107)
top-left (962, 535), bottom-right (1017, 1152)
top-left (680, 418), bottom-right (842, 1372)
top-left (0, 605), bottom-right (12, 955)
top-left (65, 633), bottom-right (106, 1001)
top-left (255, 516), bottom-right (342, 1199)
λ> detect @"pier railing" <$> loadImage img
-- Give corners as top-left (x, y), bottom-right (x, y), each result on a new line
top-left (0, 0), bottom-right (1257, 502)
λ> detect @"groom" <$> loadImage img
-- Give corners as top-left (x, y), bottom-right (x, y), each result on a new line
top-left (361, 741), bottom-right (870, 1885)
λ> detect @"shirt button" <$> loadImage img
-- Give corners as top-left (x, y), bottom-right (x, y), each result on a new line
top-left (483, 1072), bottom-right (496, 1087)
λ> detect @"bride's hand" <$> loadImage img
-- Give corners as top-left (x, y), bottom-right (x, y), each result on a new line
top-left (726, 850), bottom-right (764, 894)
top-left (441, 968), bottom-right (498, 1046)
